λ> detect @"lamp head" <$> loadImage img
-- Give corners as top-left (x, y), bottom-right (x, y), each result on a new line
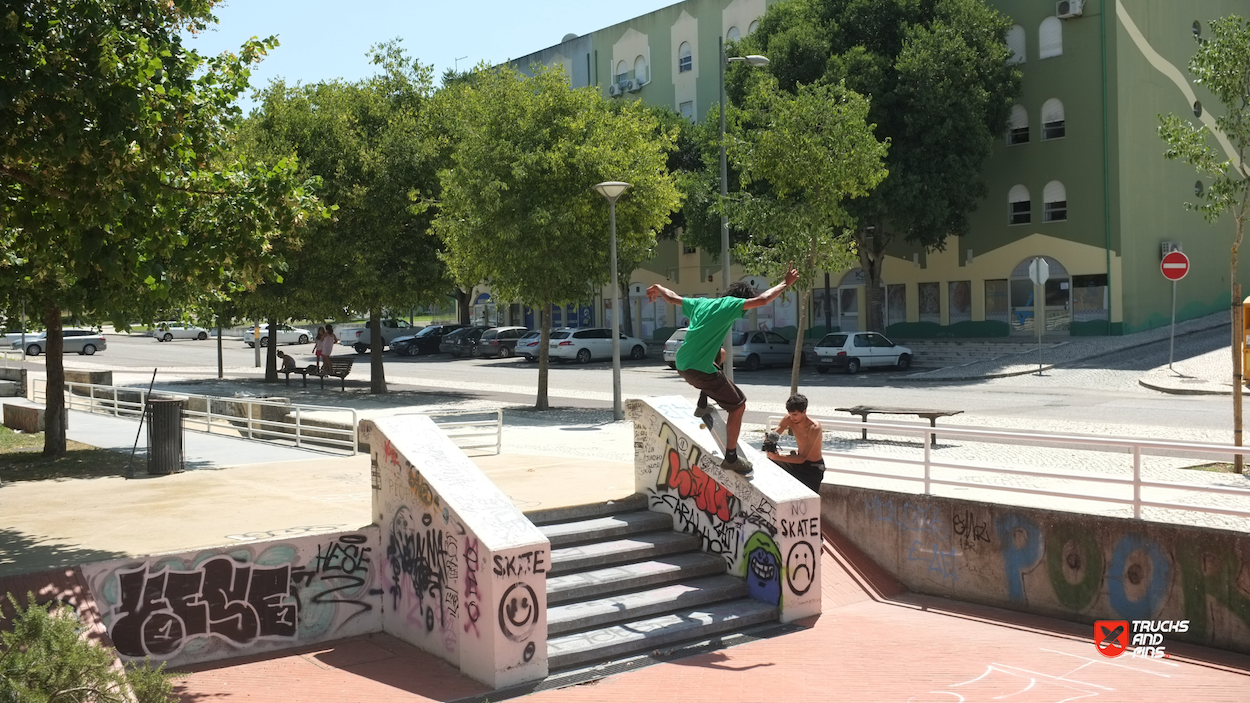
top-left (728, 55), bottom-right (770, 67)
top-left (593, 181), bottom-right (631, 202)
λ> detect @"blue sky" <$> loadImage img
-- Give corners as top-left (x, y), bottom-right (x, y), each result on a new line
top-left (188, 1), bottom-right (680, 109)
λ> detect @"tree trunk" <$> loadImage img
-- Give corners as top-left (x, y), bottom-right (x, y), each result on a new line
top-left (42, 303), bottom-right (67, 456)
top-left (265, 315), bottom-right (278, 382)
top-left (619, 280), bottom-right (634, 337)
top-left (1234, 199), bottom-right (1246, 474)
top-left (859, 227), bottom-right (890, 333)
top-left (536, 306), bottom-right (550, 410)
top-left (369, 308), bottom-right (387, 394)
top-left (216, 315), bottom-right (224, 380)
top-left (455, 288), bottom-right (471, 325)
top-left (789, 287), bottom-right (809, 397)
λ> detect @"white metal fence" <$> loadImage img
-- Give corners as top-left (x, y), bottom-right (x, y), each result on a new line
top-left (768, 414), bottom-right (1250, 523)
top-left (0, 350), bottom-right (23, 366)
top-left (392, 409), bottom-right (503, 455)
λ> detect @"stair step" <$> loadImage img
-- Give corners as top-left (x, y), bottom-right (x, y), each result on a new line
top-left (525, 494), bottom-right (648, 526)
top-left (538, 511), bottom-right (673, 548)
top-left (547, 575), bottom-right (748, 636)
top-left (547, 552), bottom-right (727, 605)
top-left (546, 598), bottom-right (779, 671)
top-left (548, 532), bottom-right (702, 575)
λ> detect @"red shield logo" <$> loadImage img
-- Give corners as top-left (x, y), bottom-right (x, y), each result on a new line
top-left (1095, 620), bottom-right (1129, 658)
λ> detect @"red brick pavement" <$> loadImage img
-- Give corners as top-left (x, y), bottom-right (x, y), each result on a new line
top-left (173, 535), bottom-right (1250, 703)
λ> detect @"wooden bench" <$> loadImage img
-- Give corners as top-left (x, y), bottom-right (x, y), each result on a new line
top-left (835, 405), bottom-right (963, 447)
top-left (280, 358), bottom-right (355, 390)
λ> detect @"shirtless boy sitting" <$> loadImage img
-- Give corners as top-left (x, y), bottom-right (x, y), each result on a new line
top-left (765, 393), bottom-right (826, 494)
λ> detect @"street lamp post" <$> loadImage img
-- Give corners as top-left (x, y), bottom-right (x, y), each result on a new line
top-left (594, 181), bottom-right (632, 421)
top-left (719, 37), bottom-right (769, 383)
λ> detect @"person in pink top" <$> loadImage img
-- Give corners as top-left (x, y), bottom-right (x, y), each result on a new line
top-left (318, 324), bottom-right (338, 372)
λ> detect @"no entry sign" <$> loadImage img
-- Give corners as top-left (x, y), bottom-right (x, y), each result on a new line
top-left (1161, 251), bottom-right (1190, 281)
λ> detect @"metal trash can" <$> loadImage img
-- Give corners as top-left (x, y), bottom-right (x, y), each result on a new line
top-left (146, 397), bottom-right (185, 475)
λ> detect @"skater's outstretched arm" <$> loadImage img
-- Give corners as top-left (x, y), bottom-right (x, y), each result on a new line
top-left (743, 265), bottom-right (800, 310)
top-left (646, 283), bottom-right (683, 305)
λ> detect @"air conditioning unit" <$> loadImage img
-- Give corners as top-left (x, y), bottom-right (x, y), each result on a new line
top-left (626, 79), bottom-right (640, 93)
top-left (1056, 0), bottom-right (1083, 19)
top-left (1161, 241), bottom-right (1182, 258)
top-left (608, 84), bottom-right (622, 98)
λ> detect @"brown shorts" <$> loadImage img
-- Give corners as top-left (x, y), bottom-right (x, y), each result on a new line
top-left (678, 368), bottom-right (747, 412)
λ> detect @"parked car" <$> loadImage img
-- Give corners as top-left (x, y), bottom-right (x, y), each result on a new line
top-left (443, 326), bottom-right (491, 358)
top-left (516, 330), bottom-right (544, 361)
top-left (549, 327), bottom-right (647, 363)
top-left (392, 324), bottom-right (467, 356)
top-left (152, 321), bottom-right (208, 342)
top-left (812, 331), bottom-right (913, 374)
top-left (663, 328), bottom-right (687, 369)
top-left (339, 319), bottom-right (420, 354)
top-left (476, 326), bottom-right (529, 358)
top-left (732, 330), bottom-right (795, 371)
top-left (244, 323), bottom-right (312, 347)
top-left (12, 329), bottom-right (107, 356)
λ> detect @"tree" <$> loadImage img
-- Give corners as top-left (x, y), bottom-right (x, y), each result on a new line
top-left (743, 0), bottom-right (1022, 331)
top-left (728, 77), bottom-right (889, 395)
top-left (243, 42), bottom-right (452, 393)
top-left (1159, 15), bottom-right (1250, 473)
top-left (432, 66), bottom-right (681, 409)
top-left (0, 0), bottom-right (318, 455)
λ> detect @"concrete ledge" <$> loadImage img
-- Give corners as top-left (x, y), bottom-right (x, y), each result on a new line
top-left (3, 399), bottom-right (45, 433)
top-left (64, 370), bottom-right (112, 386)
top-left (0, 367), bottom-right (27, 399)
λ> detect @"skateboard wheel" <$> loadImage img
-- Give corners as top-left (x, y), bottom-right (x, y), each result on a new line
top-left (699, 423), bottom-right (707, 429)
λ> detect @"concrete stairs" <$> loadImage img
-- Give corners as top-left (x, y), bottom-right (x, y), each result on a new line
top-left (897, 339), bottom-right (1063, 369)
top-left (530, 494), bottom-right (778, 671)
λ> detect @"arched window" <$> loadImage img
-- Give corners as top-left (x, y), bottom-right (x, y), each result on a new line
top-left (1041, 98), bottom-right (1065, 139)
top-left (748, 20), bottom-right (760, 34)
top-left (1043, 181), bottom-right (1067, 222)
top-left (727, 26), bottom-right (740, 42)
top-left (1006, 25), bottom-right (1026, 64)
top-left (634, 55), bottom-right (648, 84)
top-left (1009, 185), bottom-right (1031, 225)
top-left (1008, 105), bottom-right (1029, 145)
top-left (678, 42), bottom-right (693, 73)
top-left (615, 60), bottom-right (628, 85)
top-left (1039, 17), bottom-right (1063, 59)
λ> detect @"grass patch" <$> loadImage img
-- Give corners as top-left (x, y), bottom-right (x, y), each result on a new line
top-left (1185, 462), bottom-right (1239, 473)
top-left (0, 426), bottom-right (133, 481)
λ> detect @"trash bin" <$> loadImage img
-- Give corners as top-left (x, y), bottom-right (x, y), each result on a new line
top-left (146, 397), bottom-right (185, 475)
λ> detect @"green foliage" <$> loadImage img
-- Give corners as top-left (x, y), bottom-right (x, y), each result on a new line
top-left (0, 592), bottom-right (175, 703)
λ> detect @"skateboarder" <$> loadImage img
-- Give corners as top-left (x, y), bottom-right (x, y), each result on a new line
top-left (646, 265), bottom-right (799, 474)
top-left (764, 393), bottom-right (826, 493)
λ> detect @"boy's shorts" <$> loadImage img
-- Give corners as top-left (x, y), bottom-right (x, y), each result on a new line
top-left (677, 368), bottom-right (747, 412)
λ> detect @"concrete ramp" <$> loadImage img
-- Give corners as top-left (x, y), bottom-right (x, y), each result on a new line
top-left (627, 396), bottom-right (822, 621)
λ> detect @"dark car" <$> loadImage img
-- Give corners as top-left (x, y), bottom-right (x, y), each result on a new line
top-left (393, 324), bottom-right (466, 356)
top-left (476, 326), bottom-right (529, 358)
top-left (444, 326), bottom-right (490, 358)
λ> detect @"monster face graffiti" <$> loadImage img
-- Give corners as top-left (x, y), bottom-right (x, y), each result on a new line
top-left (745, 532), bottom-right (782, 606)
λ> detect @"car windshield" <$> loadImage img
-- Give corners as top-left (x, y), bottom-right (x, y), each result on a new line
top-left (481, 330), bottom-right (498, 340)
top-left (669, 329), bottom-right (687, 341)
top-left (732, 332), bottom-right (748, 345)
top-left (444, 330), bottom-right (467, 340)
top-left (414, 327), bottom-right (441, 337)
top-left (520, 331), bottom-right (540, 340)
top-left (818, 334), bottom-right (848, 347)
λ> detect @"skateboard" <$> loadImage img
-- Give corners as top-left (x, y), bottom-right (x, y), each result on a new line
top-left (698, 406), bottom-right (753, 476)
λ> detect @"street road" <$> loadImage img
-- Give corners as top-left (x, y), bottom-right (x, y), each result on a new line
top-left (27, 325), bottom-right (1233, 440)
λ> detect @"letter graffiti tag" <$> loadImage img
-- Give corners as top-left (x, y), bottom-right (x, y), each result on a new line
top-left (463, 537), bottom-right (482, 637)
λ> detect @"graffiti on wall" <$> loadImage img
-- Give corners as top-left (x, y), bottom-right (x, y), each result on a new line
top-left (384, 503), bottom-right (461, 653)
top-left (866, 495), bottom-right (959, 583)
top-left (92, 532), bottom-right (379, 660)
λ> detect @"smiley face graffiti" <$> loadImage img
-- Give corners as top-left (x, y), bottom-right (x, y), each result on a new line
top-left (498, 582), bottom-right (539, 642)
top-left (786, 541), bottom-right (816, 596)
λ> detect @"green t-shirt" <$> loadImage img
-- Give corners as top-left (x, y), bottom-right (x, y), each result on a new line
top-left (676, 297), bottom-right (746, 373)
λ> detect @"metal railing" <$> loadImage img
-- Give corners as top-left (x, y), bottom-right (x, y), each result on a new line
top-left (0, 350), bottom-right (23, 366)
top-left (393, 409), bottom-right (503, 455)
top-left (34, 380), bottom-right (358, 455)
top-left (767, 414), bottom-right (1250, 522)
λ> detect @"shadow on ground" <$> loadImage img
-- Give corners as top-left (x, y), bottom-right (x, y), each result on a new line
top-left (0, 527), bottom-right (129, 579)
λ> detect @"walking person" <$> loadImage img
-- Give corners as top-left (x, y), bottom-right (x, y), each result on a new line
top-left (764, 393), bottom-right (826, 494)
top-left (318, 324), bottom-right (338, 373)
top-left (646, 265), bottom-right (799, 474)
top-left (314, 326), bottom-right (326, 372)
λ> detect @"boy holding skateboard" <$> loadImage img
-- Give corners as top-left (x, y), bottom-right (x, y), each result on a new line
top-left (646, 265), bottom-right (799, 474)
top-left (764, 393), bottom-right (826, 493)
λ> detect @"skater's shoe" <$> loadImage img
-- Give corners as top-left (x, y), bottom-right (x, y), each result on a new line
top-left (693, 405), bottom-right (714, 420)
top-left (721, 455), bottom-right (754, 475)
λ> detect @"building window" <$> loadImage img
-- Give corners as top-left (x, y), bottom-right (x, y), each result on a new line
top-left (1195, 180), bottom-right (1204, 197)
top-left (1041, 98), bottom-right (1065, 139)
top-left (634, 55), bottom-right (648, 84)
top-left (1072, 273), bottom-right (1109, 322)
top-left (1008, 104), bottom-right (1029, 145)
top-left (682, 243), bottom-right (697, 254)
top-left (886, 284), bottom-right (906, 327)
top-left (1043, 181), bottom-right (1067, 222)
top-left (678, 42), bottom-right (693, 73)
top-left (984, 280), bottom-right (1009, 324)
top-left (727, 26), bottom-right (740, 42)
top-left (1039, 17), bottom-right (1063, 59)
top-left (679, 100), bottom-right (694, 119)
top-left (1193, 20), bottom-right (1201, 38)
top-left (748, 20), bottom-right (760, 34)
top-left (949, 281), bottom-right (972, 324)
top-left (1006, 24), bottom-right (1026, 64)
top-left (1009, 184), bottom-right (1031, 225)
top-left (1193, 101), bottom-right (1203, 118)
top-left (918, 282), bottom-right (941, 324)
top-left (615, 60), bottom-right (628, 85)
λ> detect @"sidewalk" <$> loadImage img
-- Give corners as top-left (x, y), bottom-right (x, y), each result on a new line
top-left (1139, 345), bottom-right (1235, 395)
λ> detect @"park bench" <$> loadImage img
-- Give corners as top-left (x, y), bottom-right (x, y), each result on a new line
top-left (834, 405), bottom-right (964, 447)
top-left (279, 357), bottom-right (355, 390)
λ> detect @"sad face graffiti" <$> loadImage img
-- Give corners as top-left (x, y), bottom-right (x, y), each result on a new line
top-left (745, 532), bottom-right (782, 606)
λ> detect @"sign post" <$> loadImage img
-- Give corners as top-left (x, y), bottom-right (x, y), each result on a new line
top-left (1161, 250), bottom-right (1190, 370)
top-left (1029, 257), bottom-right (1050, 375)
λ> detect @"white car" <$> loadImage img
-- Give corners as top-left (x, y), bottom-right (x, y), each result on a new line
top-left (516, 330), bottom-right (544, 361)
top-left (549, 327), bottom-right (647, 363)
top-left (152, 322), bottom-right (209, 342)
top-left (244, 323), bottom-right (313, 347)
top-left (812, 331), bottom-right (913, 374)
top-left (663, 328), bottom-right (687, 369)
top-left (11, 329), bottom-right (107, 356)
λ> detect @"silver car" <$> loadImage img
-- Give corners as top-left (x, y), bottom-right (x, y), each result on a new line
top-left (13, 329), bottom-right (107, 356)
top-left (732, 330), bottom-right (795, 371)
